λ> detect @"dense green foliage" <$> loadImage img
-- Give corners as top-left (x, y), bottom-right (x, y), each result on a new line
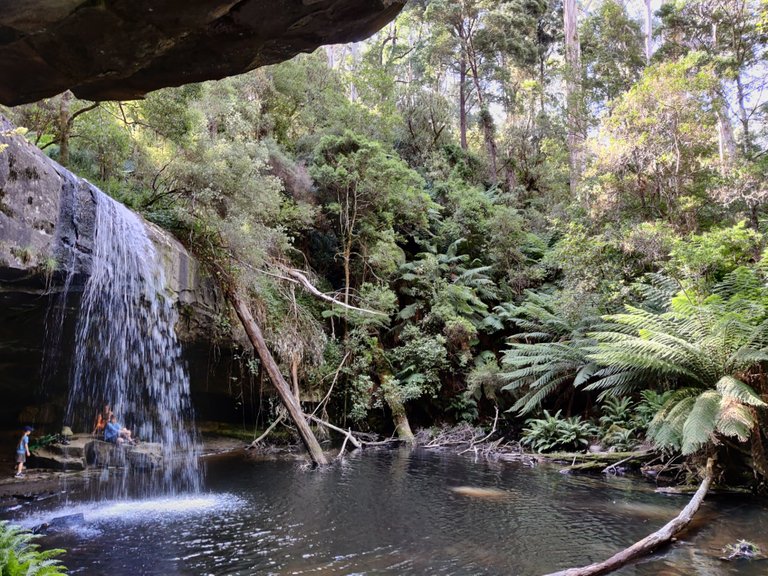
top-left (5, 0), bottom-right (768, 480)
top-left (0, 522), bottom-right (67, 576)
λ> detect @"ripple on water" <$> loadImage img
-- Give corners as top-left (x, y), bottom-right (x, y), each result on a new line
top-left (5, 450), bottom-right (768, 576)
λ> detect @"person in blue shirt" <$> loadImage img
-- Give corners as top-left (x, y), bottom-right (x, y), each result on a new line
top-left (104, 415), bottom-right (135, 445)
top-left (15, 425), bottom-right (32, 478)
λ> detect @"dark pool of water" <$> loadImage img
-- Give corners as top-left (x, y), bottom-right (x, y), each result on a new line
top-left (3, 448), bottom-right (767, 575)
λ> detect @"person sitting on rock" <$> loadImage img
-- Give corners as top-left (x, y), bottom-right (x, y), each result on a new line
top-left (104, 415), bottom-right (135, 445)
top-left (93, 403), bottom-right (113, 436)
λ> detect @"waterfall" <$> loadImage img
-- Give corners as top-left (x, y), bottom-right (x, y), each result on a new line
top-left (66, 188), bottom-right (201, 495)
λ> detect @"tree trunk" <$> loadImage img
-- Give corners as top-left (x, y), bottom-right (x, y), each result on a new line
top-left (715, 106), bottom-right (737, 174)
top-left (711, 24), bottom-right (736, 173)
top-left (564, 0), bottom-right (583, 200)
top-left (644, 0), bottom-right (653, 65)
top-left (291, 356), bottom-right (300, 401)
top-left (229, 290), bottom-right (328, 466)
top-left (479, 107), bottom-right (499, 184)
top-left (459, 56), bottom-right (468, 151)
top-left (58, 90), bottom-right (72, 167)
top-left (382, 375), bottom-right (415, 444)
top-left (348, 43), bottom-right (361, 102)
top-left (343, 242), bottom-right (352, 307)
top-left (465, 37), bottom-right (498, 184)
top-left (324, 45), bottom-right (335, 69)
top-left (735, 74), bottom-right (751, 157)
top-left (372, 341), bottom-right (414, 443)
top-left (544, 457), bottom-right (715, 576)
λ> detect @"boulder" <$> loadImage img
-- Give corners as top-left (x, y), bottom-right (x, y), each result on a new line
top-left (29, 441), bottom-right (86, 471)
top-left (84, 440), bottom-right (125, 468)
top-left (84, 440), bottom-right (163, 470)
top-left (0, 0), bottom-right (405, 105)
top-left (33, 513), bottom-right (85, 534)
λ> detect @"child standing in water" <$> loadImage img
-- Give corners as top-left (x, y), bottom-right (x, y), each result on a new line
top-left (15, 425), bottom-right (32, 478)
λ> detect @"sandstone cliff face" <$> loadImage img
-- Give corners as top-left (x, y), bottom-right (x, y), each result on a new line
top-left (0, 0), bottom-right (405, 105)
top-left (0, 116), bottom-right (222, 338)
top-left (0, 118), bottom-right (226, 426)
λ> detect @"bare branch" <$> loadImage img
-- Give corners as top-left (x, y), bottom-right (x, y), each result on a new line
top-left (66, 102), bottom-right (100, 128)
top-left (246, 413), bottom-right (285, 449)
top-left (307, 414), bottom-right (362, 449)
top-left (279, 267), bottom-right (388, 317)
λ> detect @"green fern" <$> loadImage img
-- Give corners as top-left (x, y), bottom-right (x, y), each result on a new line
top-left (499, 291), bottom-right (601, 415)
top-left (521, 410), bottom-right (597, 453)
top-left (587, 270), bottom-right (768, 455)
top-left (0, 521), bottom-right (67, 575)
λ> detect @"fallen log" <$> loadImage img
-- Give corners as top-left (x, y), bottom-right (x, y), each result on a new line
top-left (543, 457), bottom-right (715, 576)
top-left (535, 450), bottom-right (653, 464)
top-left (655, 484), bottom-right (751, 496)
top-left (229, 290), bottom-right (328, 466)
top-left (560, 461), bottom-right (606, 473)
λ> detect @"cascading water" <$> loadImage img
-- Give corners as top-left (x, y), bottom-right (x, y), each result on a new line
top-left (66, 188), bottom-right (201, 496)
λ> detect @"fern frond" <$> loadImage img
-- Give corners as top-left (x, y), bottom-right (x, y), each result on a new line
top-left (716, 398), bottom-right (756, 442)
top-left (510, 374), bottom-right (572, 415)
top-left (648, 394), bottom-right (696, 450)
top-left (716, 376), bottom-right (767, 407)
top-left (681, 391), bottom-right (720, 455)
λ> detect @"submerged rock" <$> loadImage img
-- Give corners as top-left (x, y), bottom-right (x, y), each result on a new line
top-left (33, 512), bottom-right (85, 534)
top-left (449, 486), bottom-right (510, 500)
top-left (721, 540), bottom-right (763, 561)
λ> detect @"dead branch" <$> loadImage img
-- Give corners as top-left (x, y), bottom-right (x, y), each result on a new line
top-left (459, 406), bottom-right (499, 455)
top-left (475, 406), bottom-right (500, 444)
top-left (359, 438), bottom-right (401, 447)
top-left (307, 414), bottom-right (362, 449)
top-left (337, 428), bottom-right (354, 460)
top-left (543, 457), bottom-right (716, 576)
top-left (602, 451), bottom-right (651, 475)
top-left (246, 413), bottom-right (285, 449)
top-left (311, 352), bottom-right (350, 418)
top-left (279, 267), bottom-right (388, 317)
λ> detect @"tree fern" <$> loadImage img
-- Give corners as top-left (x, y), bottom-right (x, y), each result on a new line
top-left (588, 278), bottom-right (768, 454)
top-left (500, 291), bottom-right (600, 415)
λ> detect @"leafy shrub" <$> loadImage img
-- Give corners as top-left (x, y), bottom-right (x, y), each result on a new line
top-left (597, 396), bottom-right (639, 450)
top-left (0, 521), bottom-right (67, 575)
top-left (667, 221), bottom-right (763, 285)
top-left (521, 410), bottom-right (597, 453)
top-left (448, 394), bottom-right (479, 424)
top-left (601, 427), bottom-right (636, 452)
top-left (634, 389), bottom-right (675, 430)
top-left (598, 396), bottom-right (635, 431)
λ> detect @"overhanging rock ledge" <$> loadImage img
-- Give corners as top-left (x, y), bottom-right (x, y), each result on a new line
top-left (0, 0), bottom-right (406, 105)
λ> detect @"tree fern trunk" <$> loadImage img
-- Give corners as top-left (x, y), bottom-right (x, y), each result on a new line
top-left (372, 341), bottom-right (415, 444)
top-left (751, 425), bottom-right (768, 480)
top-left (383, 376), bottom-right (415, 444)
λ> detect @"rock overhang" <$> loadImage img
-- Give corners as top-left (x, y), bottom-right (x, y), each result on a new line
top-left (0, 0), bottom-right (406, 106)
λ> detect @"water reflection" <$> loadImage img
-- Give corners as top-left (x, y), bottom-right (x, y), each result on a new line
top-left (2, 449), bottom-right (767, 575)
